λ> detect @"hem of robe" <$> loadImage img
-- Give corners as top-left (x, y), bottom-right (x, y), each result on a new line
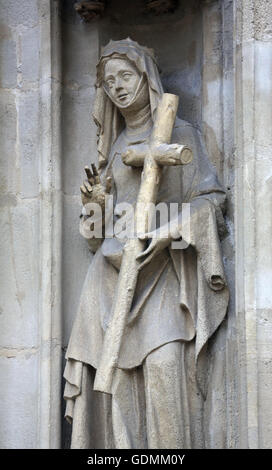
top-left (65, 334), bottom-right (195, 374)
top-left (64, 337), bottom-right (195, 424)
top-left (64, 359), bottom-right (83, 424)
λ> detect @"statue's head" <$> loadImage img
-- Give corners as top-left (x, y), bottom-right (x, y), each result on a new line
top-left (94, 38), bottom-right (164, 167)
top-left (96, 38), bottom-right (158, 86)
top-left (97, 38), bottom-right (158, 113)
top-left (103, 57), bottom-right (142, 109)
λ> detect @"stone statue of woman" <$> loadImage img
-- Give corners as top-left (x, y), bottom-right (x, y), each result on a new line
top-left (64, 38), bottom-right (229, 449)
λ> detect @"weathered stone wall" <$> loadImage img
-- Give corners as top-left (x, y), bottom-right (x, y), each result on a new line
top-left (202, 0), bottom-right (237, 448)
top-left (234, 0), bottom-right (272, 449)
top-left (0, 0), bottom-right (41, 448)
top-left (0, 0), bottom-right (62, 448)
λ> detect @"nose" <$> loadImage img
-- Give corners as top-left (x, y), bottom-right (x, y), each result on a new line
top-left (115, 76), bottom-right (123, 91)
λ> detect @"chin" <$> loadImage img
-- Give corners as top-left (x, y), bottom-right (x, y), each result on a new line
top-left (117, 99), bottom-right (131, 107)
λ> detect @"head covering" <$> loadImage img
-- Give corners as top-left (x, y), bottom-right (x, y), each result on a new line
top-left (93, 38), bottom-right (164, 168)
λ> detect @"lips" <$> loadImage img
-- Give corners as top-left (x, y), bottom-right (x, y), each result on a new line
top-left (118, 93), bottom-right (129, 100)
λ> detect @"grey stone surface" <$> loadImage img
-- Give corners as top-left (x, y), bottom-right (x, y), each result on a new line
top-left (0, 38), bottom-right (17, 89)
top-left (62, 195), bottom-right (91, 346)
top-left (0, 201), bottom-right (39, 348)
top-left (17, 91), bottom-right (40, 198)
top-left (62, 87), bottom-right (97, 196)
top-left (0, 353), bottom-right (38, 449)
top-left (62, 25), bottom-right (98, 85)
top-left (234, 0), bottom-right (272, 449)
top-left (0, 0), bottom-right (39, 28)
top-left (0, 90), bottom-right (18, 195)
top-left (0, 0), bottom-right (62, 449)
top-left (21, 26), bottom-right (40, 85)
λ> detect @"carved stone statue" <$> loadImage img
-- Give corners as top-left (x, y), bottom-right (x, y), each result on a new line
top-left (64, 38), bottom-right (229, 449)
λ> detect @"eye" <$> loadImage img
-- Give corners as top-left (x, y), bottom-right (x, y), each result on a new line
top-left (106, 79), bottom-right (114, 88)
top-left (122, 72), bottom-right (133, 81)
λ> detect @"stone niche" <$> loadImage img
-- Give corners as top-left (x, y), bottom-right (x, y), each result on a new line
top-left (61, 0), bottom-right (235, 448)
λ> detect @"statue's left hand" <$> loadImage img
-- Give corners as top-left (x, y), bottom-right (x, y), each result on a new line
top-left (136, 223), bottom-right (171, 270)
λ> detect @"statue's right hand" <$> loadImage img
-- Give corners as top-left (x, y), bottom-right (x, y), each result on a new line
top-left (80, 164), bottom-right (112, 208)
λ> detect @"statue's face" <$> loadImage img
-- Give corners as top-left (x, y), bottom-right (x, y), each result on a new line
top-left (104, 58), bottom-right (141, 108)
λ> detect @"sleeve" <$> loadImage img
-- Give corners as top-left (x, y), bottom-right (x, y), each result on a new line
top-left (172, 121), bottom-right (227, 239)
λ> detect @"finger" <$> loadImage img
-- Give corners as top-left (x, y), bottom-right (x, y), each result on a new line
top-left (85, 166), bottom-right (93, 179)
top-left (85, 166), bottom-right (95, 185)
top-left (84, 180), bottom-right (93, 193)
top-left (91, 163), bottom-right (100, 184)
top-left (91, 163), bottom-right (98, 176)
top-left (80, 185), bottom-right (87, 194)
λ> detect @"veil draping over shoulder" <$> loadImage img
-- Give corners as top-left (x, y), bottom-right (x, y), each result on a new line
top-left (93, 38), bottom-right (164, 168)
